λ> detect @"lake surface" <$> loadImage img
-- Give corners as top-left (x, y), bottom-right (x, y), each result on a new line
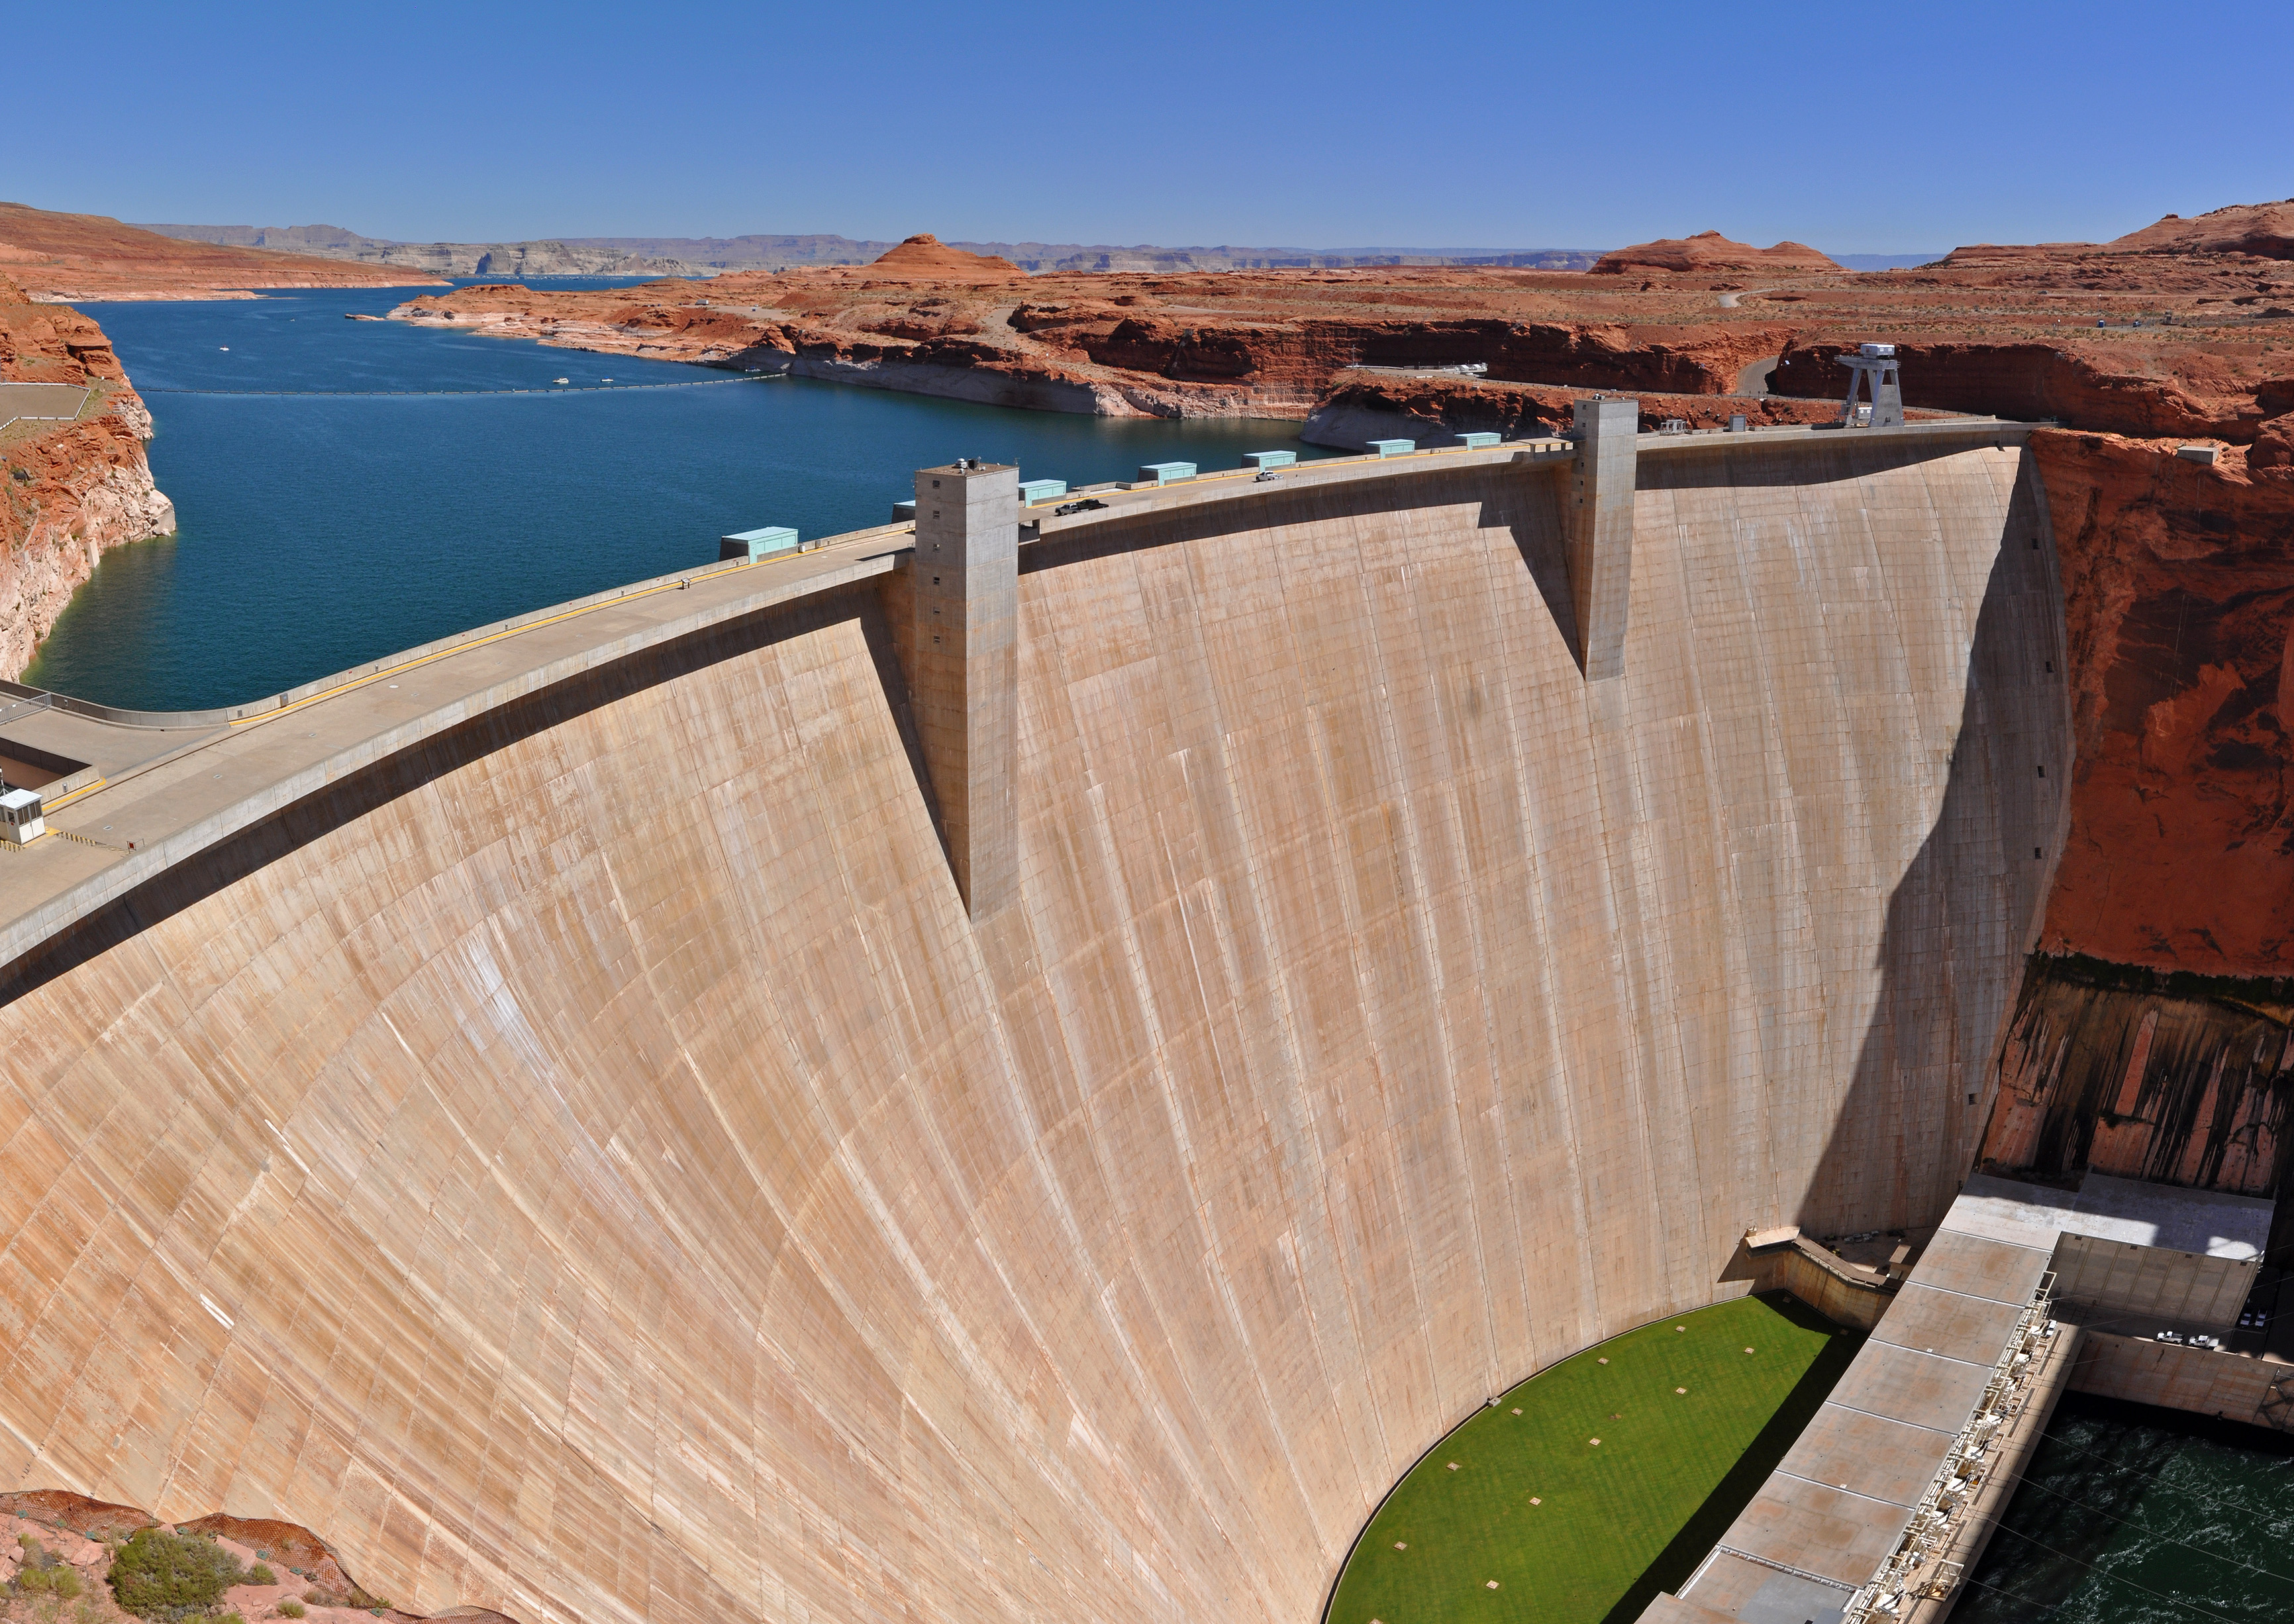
top-left (1956, 1393), bottom-right (2294, 1623)
top-left (35, 279), bottom-right (1335, 711)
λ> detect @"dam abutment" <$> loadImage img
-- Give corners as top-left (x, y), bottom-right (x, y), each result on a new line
top-left (0, 422), bottom-right (2070, 1624)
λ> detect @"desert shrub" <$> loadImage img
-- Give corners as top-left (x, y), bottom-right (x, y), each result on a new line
top-left (301, 1592), bottom-right (325, 1607)
top-left (106, 1528), bottom-right (245, 1620)
top-left (277, 1603), bottom-right (306, 1619)
top-left (17, 1564), bottom-right (85, 1598)
top-left (11, 1539), bottom-right (84, 1601)
top-left (247, 1566), bottom-right (276, 1588)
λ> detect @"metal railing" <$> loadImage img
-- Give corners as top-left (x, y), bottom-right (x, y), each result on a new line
top-left (1840, 1270), bottom-right (2058, 1622)
top-left (2260, 1376), bottom-right (2294, 1433)
top-left (0, 691), bottom-right (54, 727)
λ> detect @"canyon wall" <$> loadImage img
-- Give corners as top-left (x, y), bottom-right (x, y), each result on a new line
top-left (1980, 962), bottom-right (2294, 1196)
top-left (1, 280), bottom-right (174, 682)
top-left (387, 280), bottom-right (1790, 421)
top-left (1970, 431), bottom-right (2294, 1203)
top-left (0, 439), bottom-right (2063, 1624)
top-left (1772, 336), bottom-right (2283, 444)
top-left (2030, 432), bottom-right (2294, 974)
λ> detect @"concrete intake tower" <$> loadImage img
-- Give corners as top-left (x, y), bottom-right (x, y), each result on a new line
top-left (0, 414), bottom-right (2067, 1624)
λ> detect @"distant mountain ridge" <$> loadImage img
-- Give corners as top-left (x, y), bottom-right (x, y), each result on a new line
top-left (560, 236), bottom-right (1615, 274)
top-left (136, 224), bottom-right (707, 278)
top-left (135, 224), bottom-right (1948, 279)
top-left (138, 224), bottom-right (1614, 276)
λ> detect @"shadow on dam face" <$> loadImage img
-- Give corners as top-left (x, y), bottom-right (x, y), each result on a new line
top-left (1792, 452), bottom-right (2068, 1237)
top-left (0, 433), bottom-right (2070, 1624)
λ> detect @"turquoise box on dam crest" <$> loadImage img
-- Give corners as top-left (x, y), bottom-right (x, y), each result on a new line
top-left (721, 526), bottom-right (799, 561)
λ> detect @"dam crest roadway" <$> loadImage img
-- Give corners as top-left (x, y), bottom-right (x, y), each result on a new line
top-left (0, 415), bottom-right (2068, 1624)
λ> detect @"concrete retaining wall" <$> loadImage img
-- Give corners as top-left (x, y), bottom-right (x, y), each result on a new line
top-left (2069, 1332), bottom-right (2290, 1423)
top-left (1742, 1237), bottom-right (1897, 1331)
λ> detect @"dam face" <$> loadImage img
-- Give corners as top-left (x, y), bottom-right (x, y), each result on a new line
top-left (0, 429), bottom-right (2066, 1624)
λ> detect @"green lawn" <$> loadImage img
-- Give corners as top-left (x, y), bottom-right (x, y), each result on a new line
top-left (1328, 1293), bottom-right (1862, 1624)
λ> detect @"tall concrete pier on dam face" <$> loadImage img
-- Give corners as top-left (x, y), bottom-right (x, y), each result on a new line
top-left (0, 423), bottom-right (2066, 1624)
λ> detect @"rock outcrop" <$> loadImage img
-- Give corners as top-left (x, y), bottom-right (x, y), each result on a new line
top-left (388, 207), bottom-right (2293, 446)
top-left (1935, 201), bottom-right (2294, 271)
top-left (1590, 230), bottom-right (1842, 277)
top-left (321, 238), bottom-right (709, 279)
top-left (802, 232), bottom-right (1028, 284)
top-left (1967, 426), bottom-right (2294, 1201)
top-left (0, 275), bottom-right (173, 680)
top-left (1978, 959), bottom-right (2294, 1199)
top-left (0, 1492), bottom-right (429, 1624)
top-left (2109, 198), bottom-right (2294, 259)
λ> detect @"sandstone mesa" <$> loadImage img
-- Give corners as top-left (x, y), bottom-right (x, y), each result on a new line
top-left (1589, 228), bottom-right (1844, 276)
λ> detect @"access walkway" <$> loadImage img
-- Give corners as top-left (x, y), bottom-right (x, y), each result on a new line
top-left (1654, 1197), bottom-right (2075, 1624)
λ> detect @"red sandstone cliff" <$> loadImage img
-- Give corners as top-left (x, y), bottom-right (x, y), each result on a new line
top-left (2032, 430), bottom-right (2294, 973)
top-left (1970, 429), bottom-right (2294, 1200)
top-left (1771, 334), bottom-right (2279, 442)
top-left (392, 254), bottom-right (1789, 420)
top-left (0, 275), bottom-right (174, 680)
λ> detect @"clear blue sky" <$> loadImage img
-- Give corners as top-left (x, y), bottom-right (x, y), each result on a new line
top-left (8, 0), bottom-right (2288, 254)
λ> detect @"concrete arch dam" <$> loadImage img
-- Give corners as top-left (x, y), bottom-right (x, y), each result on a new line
top-left (0, 422), bottom-right (2066, 1624)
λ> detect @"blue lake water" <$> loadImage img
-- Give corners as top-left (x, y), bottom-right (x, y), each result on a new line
top-left (33, 279), bottom-right (1336, 711)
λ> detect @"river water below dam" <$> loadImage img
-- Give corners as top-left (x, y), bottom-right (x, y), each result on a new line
top-left (36, 279), bottom-right (1334, 712)
top-left (1957, 1393), bottom-right (2294, 1623)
